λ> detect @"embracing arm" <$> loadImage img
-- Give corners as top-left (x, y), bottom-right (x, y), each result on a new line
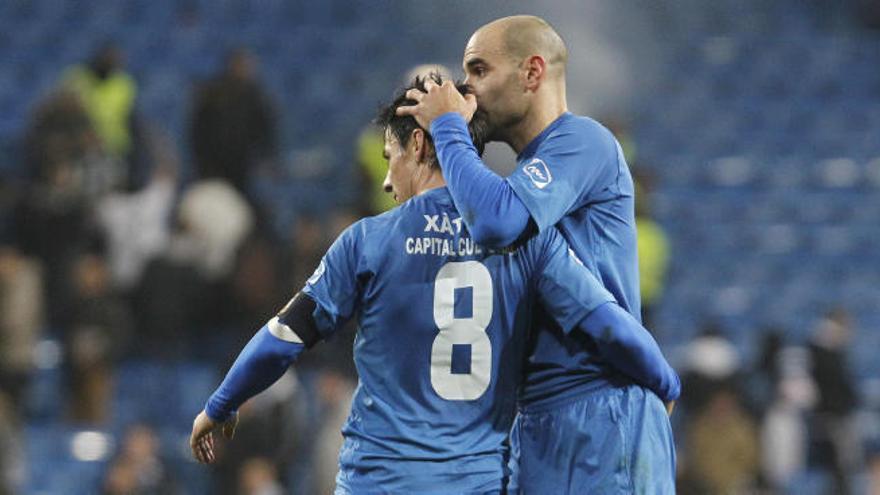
top-left (534, 231), bottom-right (680, 405)
top-left (577, 302), bottom-right (681, 403)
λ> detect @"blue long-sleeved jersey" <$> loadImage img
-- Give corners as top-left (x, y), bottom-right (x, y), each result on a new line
top-left (433, 111), bottom-right (647, 407)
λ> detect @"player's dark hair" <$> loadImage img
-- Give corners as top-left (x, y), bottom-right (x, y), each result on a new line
top-left (375, 73), bottom-right (488, 168)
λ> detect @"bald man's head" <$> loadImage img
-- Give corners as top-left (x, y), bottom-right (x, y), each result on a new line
top-left (462, 16), bottom-right (570, 149)
top-left (478, 15), bottom-right (568, 75)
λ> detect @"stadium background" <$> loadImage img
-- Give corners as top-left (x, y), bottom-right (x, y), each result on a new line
top-left (0, 0), bottom-right (878, 493)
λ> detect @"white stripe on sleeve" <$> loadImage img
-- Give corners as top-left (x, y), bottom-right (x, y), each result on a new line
top-left (267, 316), bottom-right (305, 344)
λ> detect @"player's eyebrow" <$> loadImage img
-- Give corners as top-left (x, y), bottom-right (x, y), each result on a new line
top-left (464, 58), bottom-right (488, 71)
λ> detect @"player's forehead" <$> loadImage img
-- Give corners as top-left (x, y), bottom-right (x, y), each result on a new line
top-left (463, 28), bottom-right (507, 67)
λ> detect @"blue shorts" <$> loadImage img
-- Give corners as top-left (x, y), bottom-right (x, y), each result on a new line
top-left (334, 440), bottom-right (505, 494)
top-left (508, 384), bottom-right (675, 494)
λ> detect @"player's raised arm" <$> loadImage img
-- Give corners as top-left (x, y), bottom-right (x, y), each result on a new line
top-left (431, 111), bottom-right (534, 247)
top-left (401, 92), bottom-right (620, 249)
top-left (531, 229), bottom-right (681, 405)
top-left (191, 223), bottom-right (366, 464)
top-left (396, 78), bottom-right (533, 247)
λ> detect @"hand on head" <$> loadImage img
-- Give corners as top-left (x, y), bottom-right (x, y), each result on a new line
top-left (395, 79), bottom-right (477, 130)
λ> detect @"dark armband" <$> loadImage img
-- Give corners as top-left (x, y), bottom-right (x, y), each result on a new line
top-left (270, 292), bottom-right (321, 348)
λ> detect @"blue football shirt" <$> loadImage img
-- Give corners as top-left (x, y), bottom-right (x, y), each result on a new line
top-left (301, 187), bottom-right (613, 493)
top-left (506, 112), bottom-right (642, 408)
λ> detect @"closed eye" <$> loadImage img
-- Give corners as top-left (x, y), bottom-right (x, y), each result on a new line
top-left (465, 58), bottom-right (489, 78)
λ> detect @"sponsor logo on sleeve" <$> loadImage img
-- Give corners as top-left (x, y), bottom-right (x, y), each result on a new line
top-left (523, 158), bottom-right (552, 189)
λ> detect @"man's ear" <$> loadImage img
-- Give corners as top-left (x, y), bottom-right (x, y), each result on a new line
top-left (411, 128), bottom-right (427, 163)
top-left (523, 55), bottom-right (546, 92)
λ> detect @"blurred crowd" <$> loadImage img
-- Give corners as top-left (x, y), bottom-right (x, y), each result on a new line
top-left (0, 43), bottom-right (359, 493)
top-left (672, 309), bottom-right (879, 494)
top-left (620, 126), bottom-right (879, 493)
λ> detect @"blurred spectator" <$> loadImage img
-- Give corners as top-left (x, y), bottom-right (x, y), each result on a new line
top-left (133, 179), bottom-right (253, 358)
top-left (632, 169), bottom-right (669, 329)
top-left (0, 247), bottom-right (43, 407)
top-left (869, 444), bottom-right (880, 495)
top-left (15, 86), bottom-right (121, 331)
top-left (0, 393), bottom-right (24, 493)
top-left (288, 210), bottom-right (357, 379)
top-left (355, 64), bottom-right (452, 216)
top-left (855, 0), bottom-right (880, 29)
top-left (808, 308), bottom-right (861, 493)
top-left (285, 214), bottom-right (325, 290)
top-left (101, 424), bottom-right (178, 495)
top-left (603, 115), bottom-right (637, 165)
top-left (133, 255), bottom-right (210, 359)
top-left (680, 322), bottom-right (741, 412)
top-left (312, 370), bottom-right (355, 494)
top-left (62, 42), bottom-right (136, 162)
top-left (761, 346), bottom-right (817, 491)
top-left (752, 330), bottom-right (785, 412)
top-left (190, 48), bottom-right (278, 195)
top-left (12, 146), bottom-right (101, 328)
top-left (23, 89), bottom-right (121, 195)
top-left (684, 387), bottom-right (760, 494)
top-left (237, 457), bottom-right (284, 495)
top-left (212, 371), bottom-right (305, 495)
top-left (176, 179), bottom-right (255, 281)
top-left (95, 146), bottom-right (177, 290)
top-left (225, 234), bottom-right (286, 334)
top-left (64, 252), bottom-right (133, 424)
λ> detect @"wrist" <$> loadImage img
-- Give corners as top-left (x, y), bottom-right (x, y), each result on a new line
top-left (204, 397), bottom-right (233, 423)
top-left (430, 112), bottom-right (468, 135)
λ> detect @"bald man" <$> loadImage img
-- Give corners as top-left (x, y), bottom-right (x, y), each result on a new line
top-left (398, 15), bottom-right (677, 494)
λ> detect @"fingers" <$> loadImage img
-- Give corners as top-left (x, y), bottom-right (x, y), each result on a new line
top-left (201, 435), bottom-right (215, 463)
top-left (190, 411), bottom-right (222, 464)
top-left (191, 431), bottom-right (211, 464)
top-left (190, 424), bottom-right (203, 462)
top-left (222, 414), bottom-right (238, 440)
top-left (395, 81), bottom-right (471, 126)
top-left (395, 104), bottom-right (417, 117)
top-left (405, 88), bottom-right (425, 102)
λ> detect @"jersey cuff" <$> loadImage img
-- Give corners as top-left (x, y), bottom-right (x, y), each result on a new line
top-left (430, 112), bottom-right (469, 137)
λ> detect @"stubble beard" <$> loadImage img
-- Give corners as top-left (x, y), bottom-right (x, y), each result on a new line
top-left (484, 108), bottom-right (524, 146)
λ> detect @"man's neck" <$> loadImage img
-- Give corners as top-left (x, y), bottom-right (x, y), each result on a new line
top-left (414, 167), bottom-right (447, 196)
top-left (507, 85), bottom-right (568, 154)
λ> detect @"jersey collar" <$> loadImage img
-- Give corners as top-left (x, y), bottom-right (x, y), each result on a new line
top-left (517, 112), bottom-right (573, 161)
top-left (417, 186), bottom-right (454, 205)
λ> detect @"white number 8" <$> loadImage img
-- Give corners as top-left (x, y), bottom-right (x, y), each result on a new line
top-left (431, 261), bottom-right (493, 400)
